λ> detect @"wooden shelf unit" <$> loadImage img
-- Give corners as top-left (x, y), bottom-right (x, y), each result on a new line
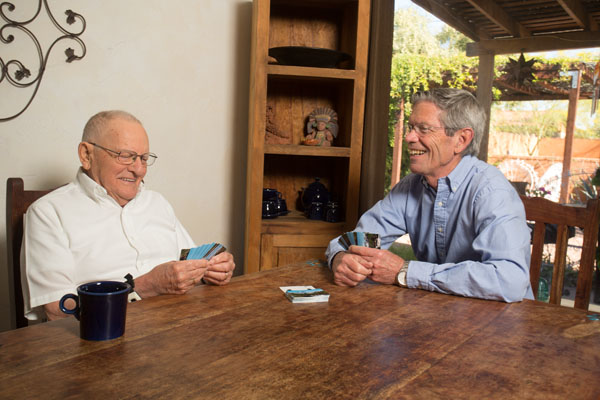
top-left (244, 0), bottom-right (370, 273)
top-left (264, 144), bottom-right (351, 157)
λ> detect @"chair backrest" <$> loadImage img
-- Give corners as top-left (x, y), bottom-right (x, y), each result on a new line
top-left (6, 178), bottom-right (54, 328)
top-left (520, 195), bottom-right (600, 310)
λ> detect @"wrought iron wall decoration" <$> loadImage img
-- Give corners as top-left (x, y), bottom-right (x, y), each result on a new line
top-left (0, 1), bottom-right (86, 122)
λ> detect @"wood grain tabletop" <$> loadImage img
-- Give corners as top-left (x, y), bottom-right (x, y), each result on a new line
top-left (1, 262), bottom-right (599, 399)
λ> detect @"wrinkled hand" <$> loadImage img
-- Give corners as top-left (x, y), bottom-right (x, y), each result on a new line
top-left (135, 259), bottom-right (208, 298)
top-left (331, 251), bottom-right (373, 287)
top-left (348, 246), bottom-right (405, 285)
top-left (203, 251), bottom-right (235, 286)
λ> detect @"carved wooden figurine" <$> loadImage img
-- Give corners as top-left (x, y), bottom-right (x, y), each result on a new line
top-left (303, 107), bottom-right (338, 147)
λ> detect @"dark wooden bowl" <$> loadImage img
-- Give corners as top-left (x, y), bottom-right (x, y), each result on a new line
top-left (268, 46), bottom-right (353, 69)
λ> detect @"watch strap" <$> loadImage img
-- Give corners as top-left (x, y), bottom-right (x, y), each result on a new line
top-left (124, 273), bottom-right (141, 302)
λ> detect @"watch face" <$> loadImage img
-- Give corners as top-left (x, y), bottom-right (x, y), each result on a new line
top-left (128, 291), bottom-right (142, 302)
top-left (397, 263), bottom-right (408, 287)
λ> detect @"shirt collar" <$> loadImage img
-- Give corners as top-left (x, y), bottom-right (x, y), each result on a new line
top-left (75, 168), bottom-right (144, 207)
top-left (445, 155), bottom-right (476, 192)
top-left (419, 155), bottom-right (475, 193)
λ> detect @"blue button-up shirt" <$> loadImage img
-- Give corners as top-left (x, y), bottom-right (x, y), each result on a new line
top-left (326, 155), bottom-right (534, 302)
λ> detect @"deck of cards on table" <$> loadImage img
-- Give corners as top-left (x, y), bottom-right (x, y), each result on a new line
top-left (280, 286), bottom-right (330, 303)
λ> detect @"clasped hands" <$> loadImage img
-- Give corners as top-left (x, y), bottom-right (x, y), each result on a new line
top-left (136, 251), bottom-right (235, 297)
top-left (332, 246), bottom-right (405, 287)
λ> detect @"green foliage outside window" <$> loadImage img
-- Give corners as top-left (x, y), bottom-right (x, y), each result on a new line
top-left (387, 8), bottom-right (600, 194)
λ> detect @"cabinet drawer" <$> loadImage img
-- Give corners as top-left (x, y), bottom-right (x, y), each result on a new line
top-left (260, 233), bottom-right (336, 270)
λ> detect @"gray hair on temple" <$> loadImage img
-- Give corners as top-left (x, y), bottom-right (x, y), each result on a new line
top-left (411, 88), bottom-right (486, 157)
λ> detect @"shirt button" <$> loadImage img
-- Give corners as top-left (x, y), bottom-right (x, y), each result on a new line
top-left (438, 227), bottom-right (443, 232)
top-left (438, 202), bottom-right (443, 206)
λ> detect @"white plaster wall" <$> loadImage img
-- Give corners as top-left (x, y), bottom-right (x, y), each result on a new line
top-left (0, 0), bottom-right (252, 331)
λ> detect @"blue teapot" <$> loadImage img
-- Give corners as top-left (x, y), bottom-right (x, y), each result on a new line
top-left (301, 178), bottom-right (330, 212)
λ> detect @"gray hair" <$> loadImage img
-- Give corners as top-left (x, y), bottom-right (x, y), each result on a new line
top-left (82, 110), bottom-right (142, 142)
top-left (411, 88), bottom-right (485, 157)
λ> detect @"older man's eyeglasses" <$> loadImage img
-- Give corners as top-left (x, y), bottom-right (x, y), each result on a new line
top-left (404, 123), bottom-right (458, 136)
top-left (89, 142), bottom-right (157, 166)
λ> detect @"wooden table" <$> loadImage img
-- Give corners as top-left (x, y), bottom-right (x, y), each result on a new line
top-left (2, 262), bottom-right (600, 399)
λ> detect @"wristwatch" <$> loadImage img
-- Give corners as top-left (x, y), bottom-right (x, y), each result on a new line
top-left (128, 291), bottom-right (142, 302)
top-left (396, 262), bottom-right (409, 287)
top-left (124, 273), bottom-right (142, 302)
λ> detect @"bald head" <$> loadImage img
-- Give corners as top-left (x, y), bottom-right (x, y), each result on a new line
top-left (82, 110), bottom-right (143, 143)
top-left (78, 110), bottom-right (150, 206)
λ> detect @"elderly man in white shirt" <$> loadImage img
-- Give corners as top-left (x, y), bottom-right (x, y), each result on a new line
top-left (22, 110), bottom-right (235, 321)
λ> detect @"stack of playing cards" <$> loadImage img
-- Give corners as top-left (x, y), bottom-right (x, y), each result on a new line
top-left (338, 231), bottom-right (380, 250)
top-left (280, 286), bottom-right (330, 303)
top-left (180, 243), bottom-right (226, 261)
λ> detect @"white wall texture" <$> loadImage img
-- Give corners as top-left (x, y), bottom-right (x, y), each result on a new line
top-left (0, 0), bottom-right (252, 331)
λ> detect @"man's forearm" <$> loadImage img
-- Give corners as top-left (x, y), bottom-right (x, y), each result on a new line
top-left (132, 273), bottom-right (159, 299)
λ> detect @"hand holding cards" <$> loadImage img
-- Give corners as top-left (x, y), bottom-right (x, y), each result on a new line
top-left (338, 231), bottom-right (380, 250)
top-left (180, 242), bottom-right (226, 261)
top-left (180, 243), bottom-right (234, 287)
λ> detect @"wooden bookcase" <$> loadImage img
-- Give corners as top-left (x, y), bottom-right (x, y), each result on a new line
top-left (244, 0), bottom-right (370, 274)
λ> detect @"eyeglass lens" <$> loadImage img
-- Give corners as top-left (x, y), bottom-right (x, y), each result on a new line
top-left (118, 152), bottom-right (156, 165)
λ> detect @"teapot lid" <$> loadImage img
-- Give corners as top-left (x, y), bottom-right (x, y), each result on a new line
top-left (307, 177), bottom-right (327, 192)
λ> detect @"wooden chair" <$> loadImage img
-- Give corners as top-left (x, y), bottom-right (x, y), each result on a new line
top-left (520, 195), bottom-right (600, 310)
top-left (6, 178), bottom-right (55, 328)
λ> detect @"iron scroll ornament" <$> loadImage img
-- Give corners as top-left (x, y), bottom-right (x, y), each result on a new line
top-left (0, 1), bottom-right (86, 122)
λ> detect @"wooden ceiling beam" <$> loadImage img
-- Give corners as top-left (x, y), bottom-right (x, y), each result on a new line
top-left (467, 31), bottom-right (600, 56)
top-left (581, 72), bottom-right (594, 84)
top-left (465, 0), bottom-right (530, 38)
top-left (498, 94), bottom-right (569, 101)
top-left (411, 0), bottom-right (489, 41)
top-left (556, 0), bottom-right (600, 31)
top-left (535, 81), bottom-right (570, 96)
top-left (495, 79), bottom-right (539, 96)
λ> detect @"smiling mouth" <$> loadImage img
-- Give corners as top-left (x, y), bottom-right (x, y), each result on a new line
top-left (119, 178), bottom-right (137, 183)
top-left (409, 149), bottom-right (426, 156)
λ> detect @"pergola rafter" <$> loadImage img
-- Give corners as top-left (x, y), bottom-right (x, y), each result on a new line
top-left (410, 0), bottom-right (600, 161)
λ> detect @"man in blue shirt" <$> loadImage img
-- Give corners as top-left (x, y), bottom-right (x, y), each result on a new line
top-left (326, 88), bottom-right (533, 302)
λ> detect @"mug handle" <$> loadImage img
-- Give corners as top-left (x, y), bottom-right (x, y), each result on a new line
top-left (59, 293), bottom-right (80, 320)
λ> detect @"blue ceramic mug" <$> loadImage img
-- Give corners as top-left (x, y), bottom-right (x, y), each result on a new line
top-left (262, 200), bottom-right (277, 218)
top-left (59, 281), bottom-right (130, 341)
top-left (325, 201), bottom-right (340, 222)
top-left (262, 188), bottom-right (278, 202)
top-left (275, 192), bottom-right (288, 215)
top-left (308, 201), bottom-right (324, 220)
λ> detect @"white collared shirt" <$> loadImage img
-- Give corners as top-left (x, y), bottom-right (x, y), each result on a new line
top-left (22, 169), bottom-right (195, 319)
